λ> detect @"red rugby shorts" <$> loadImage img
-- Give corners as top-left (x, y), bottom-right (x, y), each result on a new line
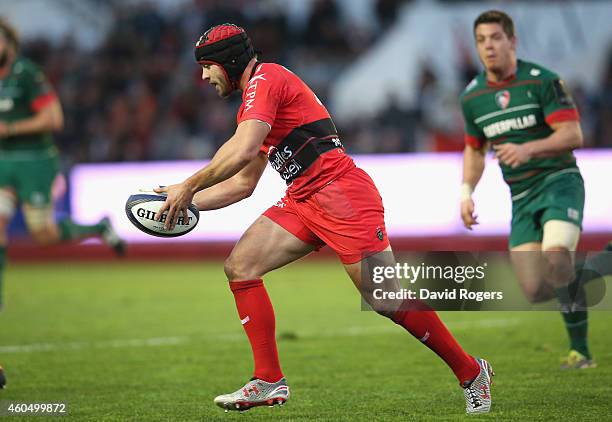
top-left (263, 167), bottom-right (389, 264)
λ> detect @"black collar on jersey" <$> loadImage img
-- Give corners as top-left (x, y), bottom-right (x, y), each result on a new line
top-left (248, 61), bottom-right (262, 81)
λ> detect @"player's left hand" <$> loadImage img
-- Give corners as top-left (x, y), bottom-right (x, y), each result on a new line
top-left (493, 143), bottom-right (531, 169)
top-left (154, 183), bottom-right (194, 231)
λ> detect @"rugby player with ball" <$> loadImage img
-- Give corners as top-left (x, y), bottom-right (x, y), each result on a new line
top-left (155, 24), bottom-right (494, 414)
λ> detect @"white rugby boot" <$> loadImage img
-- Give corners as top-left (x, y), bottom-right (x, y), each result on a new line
top-left (463, 358), bottom-right (494, 414)
top-left (214, 377), bottom-right (289, 412)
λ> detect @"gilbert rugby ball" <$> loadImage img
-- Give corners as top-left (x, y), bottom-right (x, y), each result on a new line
top-left (125, 193), bottom-right (200, 237)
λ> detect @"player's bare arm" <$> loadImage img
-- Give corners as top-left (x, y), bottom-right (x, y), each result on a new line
top-left (193, 152), bottom-right (268, 211)
top-left (461, 143), bottom-right (487, 230)
top-left (156, 119), bottom-right (270, 229)
top-left (0, 98), bottom-right (63, 138)
top-left (494, 121), bottom-right (583, 169)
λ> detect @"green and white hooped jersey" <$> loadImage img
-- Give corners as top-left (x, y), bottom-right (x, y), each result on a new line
top-left (460, 59), bottom-right (581, 196)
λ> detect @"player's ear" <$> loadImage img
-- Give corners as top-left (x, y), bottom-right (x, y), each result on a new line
top-left (510, 36), bottom-right (517, 51)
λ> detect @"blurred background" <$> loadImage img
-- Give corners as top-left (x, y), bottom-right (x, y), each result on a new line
top-left (3, 0), bottom-right (612, 257)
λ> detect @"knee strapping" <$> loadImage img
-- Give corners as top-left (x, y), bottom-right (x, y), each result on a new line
top-left (542, 220), bottom-right (580, 252)
top-left (23, 206), bottom-right (54, 231)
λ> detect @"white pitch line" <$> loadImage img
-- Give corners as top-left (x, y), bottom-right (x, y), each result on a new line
top-left (0, 318), bottom-right (519, 354)
top-left (0, 336), bottom-right (186, 354)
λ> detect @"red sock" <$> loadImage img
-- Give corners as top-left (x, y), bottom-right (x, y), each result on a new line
top-left (229, 279), bottom-right (283, 383)
top-left (392, 300), bottom-right (479, 385)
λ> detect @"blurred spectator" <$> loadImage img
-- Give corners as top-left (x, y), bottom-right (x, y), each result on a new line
top-left (376, 0), bottom-right (409, 28)
top-left (416, 65), bottom-right (464, 152)
top-left (593, 46), bottom-right (612, 148)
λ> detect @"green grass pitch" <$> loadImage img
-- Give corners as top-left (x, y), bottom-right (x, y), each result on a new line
top-left (1, 260), bottom-right (611, 421)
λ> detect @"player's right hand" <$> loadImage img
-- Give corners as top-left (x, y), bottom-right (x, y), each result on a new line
top-left (154, 183), bottom-right (193, 231)
top-left (460, 199), bottom-right (479, 230)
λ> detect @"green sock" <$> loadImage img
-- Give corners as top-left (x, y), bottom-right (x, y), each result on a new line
top-left (0, 246), bottom-right (5, 310)
top-left (549, 245), bottom-right (612, 359)
top-left (58, 218), bottom-right (105, 242)
top-left (555, 278), bottom-right (590, 359)
top-left (561, 310), bottom-right (589, 358)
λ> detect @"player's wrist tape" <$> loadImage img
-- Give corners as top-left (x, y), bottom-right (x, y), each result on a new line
top-left (460, 183), bottom-right (473, 202)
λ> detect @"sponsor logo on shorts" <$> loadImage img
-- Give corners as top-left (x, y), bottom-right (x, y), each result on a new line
top-left (30, 192), bottom-right (45, 206)
top-left (568, 208), bottom-right (580, 220)
top-left (0, 97), bottom-right (14, 112)
top-left (376, 227), bottom-right (384, 241)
